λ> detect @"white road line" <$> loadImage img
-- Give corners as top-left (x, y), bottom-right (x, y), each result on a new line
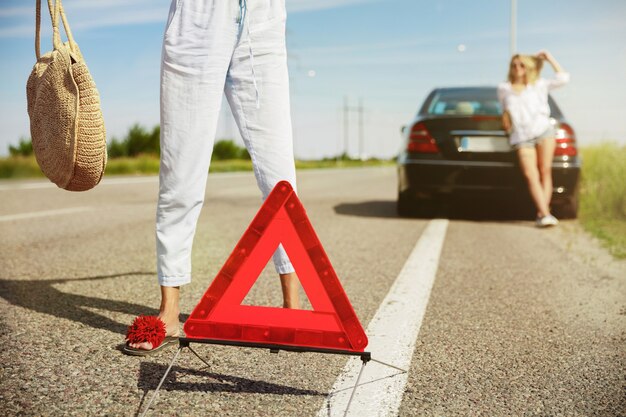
top-left (0, 206), bottom-right (91, 222)
top-left (317, 219), bottom-right (449, 417)
top-left (0, 176), bottom-right (159, 191)
top-left (0, 171), bottom-right (261, 191)
top-left (0, 182), bottom-right (55, 191)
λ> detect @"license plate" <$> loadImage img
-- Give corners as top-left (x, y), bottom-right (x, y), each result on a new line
top-left (458, 136), bottom-right (510, 152)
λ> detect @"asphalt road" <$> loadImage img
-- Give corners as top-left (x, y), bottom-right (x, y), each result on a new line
top-left (0, 167), bottom-right (624, 417)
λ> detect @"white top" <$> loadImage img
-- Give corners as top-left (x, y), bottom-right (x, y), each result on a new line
top-left (497, 72), bottom-right (570, 145)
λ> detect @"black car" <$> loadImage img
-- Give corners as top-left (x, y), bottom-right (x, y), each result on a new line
top-left (397, 87), bottom-right (581, 218)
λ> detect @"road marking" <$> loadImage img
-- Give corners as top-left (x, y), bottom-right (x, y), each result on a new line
top-left (0, 206), bottom-right (91, 222)
top-left (0, 176), bottom-right (159, 191)
top-left (0, 171), bottom-right (261, 191)
top-left (0, 182), bottom-right (55, 191)
top-left (317, 219), bottom-right (449, 417)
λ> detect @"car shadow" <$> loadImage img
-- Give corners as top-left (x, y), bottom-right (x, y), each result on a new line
top-left (334, 199), bottom-right (535, 221)
top-left (334, 200), bottom-right (399, 219)
top-left (0, 272), bottom-right (189, 336)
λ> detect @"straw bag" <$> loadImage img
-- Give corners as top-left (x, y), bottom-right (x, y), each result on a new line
top-left (27, 0), bottom-right (107, 191)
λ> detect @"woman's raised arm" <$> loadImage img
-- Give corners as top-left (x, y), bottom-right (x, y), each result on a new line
top-left (537, 50), bottom-right (569, 90)
top-left (537, 49), bottom-right (564, 73)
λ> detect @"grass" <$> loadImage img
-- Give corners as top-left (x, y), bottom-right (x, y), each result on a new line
top-left (296, 159), bottom-right (394, 169)
top-left (105, 156), bottom-right (393, 174)
top-left (106, 156), bottom-right (160, 175)
top-left (0, 155), bottom-right (393, 179)
top-left (0, 156), bottom-right (44, 179)
top-left (578, 143), bottom-right (626, 258)
top-left (0, 156), bottom-right (164, 178)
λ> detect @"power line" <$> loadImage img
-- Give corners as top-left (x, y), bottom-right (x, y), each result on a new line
top-left (342, 96), bottom-right (366, 159)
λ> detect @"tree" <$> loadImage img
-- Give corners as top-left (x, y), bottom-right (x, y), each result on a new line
top-left (106, 124), bottom-right (160, 157)
top-left (212, 139), bottom-right (250, 160)
top-left (100, 125), bottom-right (251, 160)
top-left (8, 137), bottom-right (33, 157)
top-left (107, 137), bottom-right (127, 158)
top-left (125, 124), bottom-right (160, 157)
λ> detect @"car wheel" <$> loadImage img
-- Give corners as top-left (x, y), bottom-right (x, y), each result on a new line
top-left (397, 192), bottom-right (416, 217)
top-left (398, 192), bottom-right (439, 218)
top-left (553, 196), bottom-right (578, 219)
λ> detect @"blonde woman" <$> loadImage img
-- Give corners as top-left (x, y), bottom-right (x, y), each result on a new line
top-left (498, 50), bottom-right (570, 227)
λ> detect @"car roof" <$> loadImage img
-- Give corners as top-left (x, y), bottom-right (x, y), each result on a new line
top-left (431, 86), bottom-right (497, 92)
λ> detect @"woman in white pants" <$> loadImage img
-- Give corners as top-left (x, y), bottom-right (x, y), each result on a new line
top-left (125, 0), bottom-right (299, 354)
top-left (498, 50), bottom-right (570, 227)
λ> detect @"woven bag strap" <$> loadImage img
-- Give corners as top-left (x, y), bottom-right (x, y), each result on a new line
top-left (35, 0), bottom-right (78, 59)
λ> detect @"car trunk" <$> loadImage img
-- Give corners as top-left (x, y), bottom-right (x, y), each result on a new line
top-left (421, 116), bottom-right (515, 163)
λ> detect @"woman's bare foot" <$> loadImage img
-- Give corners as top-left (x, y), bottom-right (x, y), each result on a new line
top-left (128, 286), bottom-right (181, 351)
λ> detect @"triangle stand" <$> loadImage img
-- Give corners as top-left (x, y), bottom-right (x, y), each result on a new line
top-left (138, 338), bottom-right (407, 417)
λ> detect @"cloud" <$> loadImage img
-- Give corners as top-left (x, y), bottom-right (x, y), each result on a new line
top-left (0, 0), bottom-right (381, 38)
top-left (0, 1), bottom-right (169, 38)
top-left (0, 6), bottom-right (31, 17)
top-left (286, 0), bottom-right (382, 13)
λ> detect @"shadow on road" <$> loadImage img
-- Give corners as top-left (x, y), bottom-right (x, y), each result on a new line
top-left (334, 200), bottom-right (398, 218)
top-left (0, 272), bottom-right (185, 335)
top-left (334, 199), bottom-right (535, 221)
top-left (137, 361), bottom-right (324, 396)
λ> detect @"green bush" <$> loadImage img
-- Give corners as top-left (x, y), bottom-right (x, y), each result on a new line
top-left (212, 139), bottom-right (250, 161)
top-left (0, 156), bottom-right (42, 179)
top-left (107, 124), bottom-right (160, 157)
top-left (7, 124), bottom-right (253, 161)
top-left (102, 125), bottom-right (249, 161)
top-left (9, 137), bottom-right (33, 157)
top-left (107, 137), bottom-right (128, 158)
top-left (127, 124), bottom-right (160, 157)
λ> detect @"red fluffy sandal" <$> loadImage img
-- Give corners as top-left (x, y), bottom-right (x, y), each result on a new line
top-left (123, 315), bottom-right (178, 356)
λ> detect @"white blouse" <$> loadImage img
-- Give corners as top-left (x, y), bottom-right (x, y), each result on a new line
top-left (497, 72), bottom-right (570, 145)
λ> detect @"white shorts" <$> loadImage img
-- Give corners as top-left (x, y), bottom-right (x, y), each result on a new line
top-left (513, 126), bottom-right (555, 150)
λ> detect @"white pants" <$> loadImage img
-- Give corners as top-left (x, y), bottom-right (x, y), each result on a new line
top-left (156, 0), bottom-right (296, 287)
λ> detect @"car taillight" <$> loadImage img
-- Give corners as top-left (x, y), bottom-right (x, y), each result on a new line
top-left (554, 122), bottom-right (577, 157)
top-left (408, 122), bottom-right (439, 153)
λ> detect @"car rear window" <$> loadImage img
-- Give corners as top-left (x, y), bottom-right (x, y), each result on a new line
top-left (426, 89), bottom-right (501, 116)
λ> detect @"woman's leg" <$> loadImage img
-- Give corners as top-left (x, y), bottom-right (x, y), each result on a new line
top-left (137, 1), bottom-right (239, 350)
top-left (225, 1), bottom-right (300, 308)
top-left (128, 287), bottom-right (180, 350)
top-left (536, 137), bottom-right (556, 208)
top-left (157, 1), bottom-right (238, 288)
top-left (518, 147), bottom-right (550, 217)
top-left (280, 274), bottom-right (300, 308)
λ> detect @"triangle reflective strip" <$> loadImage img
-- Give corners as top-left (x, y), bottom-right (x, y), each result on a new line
top-left (184, 181), bottom-right (368, 352)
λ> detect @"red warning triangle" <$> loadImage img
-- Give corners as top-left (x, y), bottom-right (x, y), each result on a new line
top-left (184, 181), bottom-right (368, 352)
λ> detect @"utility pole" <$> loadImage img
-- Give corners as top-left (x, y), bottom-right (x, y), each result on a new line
top-left (343, 95), bottom-right (349, 160)
top-left (342, 96), bottom-right (366, 160)
top-left (510, 0), bottom-right (517, 56)
top-left (358, 98), bottom-right (364, 160)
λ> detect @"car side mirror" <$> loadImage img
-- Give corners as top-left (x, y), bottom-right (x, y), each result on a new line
top-left (400, 125), bottom-right (406, 134)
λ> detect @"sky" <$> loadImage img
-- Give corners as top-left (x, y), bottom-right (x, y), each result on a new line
top-left (1, 0), bottom-right (625, 159)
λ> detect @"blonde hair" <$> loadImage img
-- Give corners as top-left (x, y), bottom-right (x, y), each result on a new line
top-left (507, 54), bottom-right (543, 84)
